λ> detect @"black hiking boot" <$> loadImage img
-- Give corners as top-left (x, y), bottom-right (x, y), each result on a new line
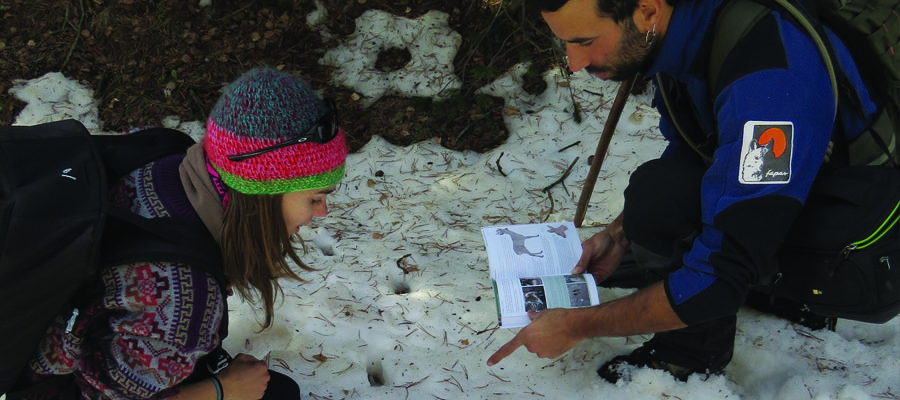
top-left (793, 310), bottom-right (837, 331)
top-left (597, 343), bottom-right (733, 383)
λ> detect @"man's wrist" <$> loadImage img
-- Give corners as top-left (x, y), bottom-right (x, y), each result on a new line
top-left (566, 307), bottom-right (600, 341)
top-left (608, 214), bottom-right (629, 248)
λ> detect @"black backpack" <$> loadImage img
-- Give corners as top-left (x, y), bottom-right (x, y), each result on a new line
top-left (0, 119), bottom-right (225, 395)
top-left (660, 0), bottom-right (899, 166)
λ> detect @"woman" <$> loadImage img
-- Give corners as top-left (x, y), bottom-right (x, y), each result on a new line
top-left (18, 67), bottom-right (348, 399)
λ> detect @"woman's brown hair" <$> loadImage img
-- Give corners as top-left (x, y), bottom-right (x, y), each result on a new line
top-left (219, 189), bottom-right (314, 329)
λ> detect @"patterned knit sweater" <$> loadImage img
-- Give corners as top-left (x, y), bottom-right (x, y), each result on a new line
top-left (24, 154), bottom-right (226, 400)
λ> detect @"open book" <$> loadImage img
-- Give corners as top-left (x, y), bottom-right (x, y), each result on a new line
top-left (482, 221), bottom-right (599, 328)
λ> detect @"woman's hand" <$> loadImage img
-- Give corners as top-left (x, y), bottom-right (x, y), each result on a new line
top-left (217, 353), bottom-right (269, 400)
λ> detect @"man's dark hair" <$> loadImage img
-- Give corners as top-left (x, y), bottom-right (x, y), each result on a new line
top-left (525, 0), bottom-right (680, 24)
top-left (525, 0), bottom-right (638, 22)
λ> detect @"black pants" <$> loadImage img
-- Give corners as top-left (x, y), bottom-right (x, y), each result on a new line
top-left (262, 370), bottom-right (301, 399)
top-left (612, 157), bottom-right (819, 368)
top-left (189, 347), bottom-right (301, 399)
top-left (615, 154), bottom-right (900, 367)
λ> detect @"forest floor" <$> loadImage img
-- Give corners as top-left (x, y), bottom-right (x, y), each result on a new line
top-left (0, 0), bottom-right (566, 153)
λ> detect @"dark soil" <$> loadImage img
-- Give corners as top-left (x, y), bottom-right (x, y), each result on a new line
top-left (0, 0), bottom-right (562, 153)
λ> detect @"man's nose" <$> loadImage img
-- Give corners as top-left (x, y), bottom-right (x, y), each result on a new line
top-left (566, 44), bottom-right (589, 73)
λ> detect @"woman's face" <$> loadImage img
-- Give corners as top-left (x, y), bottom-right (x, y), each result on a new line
top-left (282, 186), bottom-right (335, 234)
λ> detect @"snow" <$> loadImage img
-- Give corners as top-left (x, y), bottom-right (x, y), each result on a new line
top-left (8, 8), bottom-right (900, 400)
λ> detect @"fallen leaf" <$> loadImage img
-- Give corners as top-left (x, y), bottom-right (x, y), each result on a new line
top-left (400, 265), bottom-right (419, 274)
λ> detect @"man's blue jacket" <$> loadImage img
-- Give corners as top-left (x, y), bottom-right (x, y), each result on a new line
top-left (643, 0), bottom-right (880, 325)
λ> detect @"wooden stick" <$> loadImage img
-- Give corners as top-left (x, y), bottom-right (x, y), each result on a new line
top-left (574, 76), bottom-right (635, 227)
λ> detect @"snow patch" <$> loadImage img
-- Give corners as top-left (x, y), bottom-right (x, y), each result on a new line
top-left (9, 72), bottom-right (101, 131)
top-left (320, 10), bottom-right (461, 108)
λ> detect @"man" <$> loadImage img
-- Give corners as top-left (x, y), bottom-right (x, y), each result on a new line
top-left (486, 0), bottom-right (894, 383)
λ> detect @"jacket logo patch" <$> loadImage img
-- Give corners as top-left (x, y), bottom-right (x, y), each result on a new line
top-left (738, 121), bottom-right (793, 184)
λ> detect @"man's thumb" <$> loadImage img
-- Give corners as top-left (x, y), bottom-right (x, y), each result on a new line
top-left (570, 261), bottom-right (586, 275)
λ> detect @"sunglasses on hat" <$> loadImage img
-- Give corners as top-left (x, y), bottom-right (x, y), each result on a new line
top-left (227, 99), bottom-right (339, 162)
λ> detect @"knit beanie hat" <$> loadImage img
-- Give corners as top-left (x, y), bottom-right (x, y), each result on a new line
top-left (204, 67), bottom-right (348, 195)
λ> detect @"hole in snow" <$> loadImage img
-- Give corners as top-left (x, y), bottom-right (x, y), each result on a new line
top-left (317, 242), bottom-right (335, 256)
top-left (312, 230), bottom-right (336, 256)
top-left (521, 64), bottom-right (549, 96)
top-left (375, 47), bottom-right (411, 73)
top-left (391, 280), bottom-right (411, 295)
top-left (366, 359), bottom-right (386, 387)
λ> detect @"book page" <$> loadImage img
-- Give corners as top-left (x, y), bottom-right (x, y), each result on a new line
top-left (493, 274), bottom-right (599, 328)
top-left (482, 221), bottom-right (582, 281)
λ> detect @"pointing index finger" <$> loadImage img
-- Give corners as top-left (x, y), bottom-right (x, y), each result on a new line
top-left (486, 332), bottom-right (524, 366)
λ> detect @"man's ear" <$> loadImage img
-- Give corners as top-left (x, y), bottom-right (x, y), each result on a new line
top-left (633, 0), bottom-right (665, 32)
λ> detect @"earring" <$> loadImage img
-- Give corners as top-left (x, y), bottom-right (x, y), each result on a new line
top-left (645, 23), bottom-right (657, 46)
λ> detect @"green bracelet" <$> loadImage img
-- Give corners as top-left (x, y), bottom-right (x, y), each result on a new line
top-left (208, 376), bottom-right (223, 400)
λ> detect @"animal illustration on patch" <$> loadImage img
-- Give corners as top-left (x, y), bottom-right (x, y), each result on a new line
top-left (547, 224), bottom-right (568, 238)
top-left (740, 140), bottom-right (770, 183)
top-left (739, 121), bottom-right (794, 184)
top-left (496, 228), bottom-right (544, 258)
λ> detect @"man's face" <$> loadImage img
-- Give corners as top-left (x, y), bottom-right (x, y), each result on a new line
top-left (542, 0), bottom-right (653, 81)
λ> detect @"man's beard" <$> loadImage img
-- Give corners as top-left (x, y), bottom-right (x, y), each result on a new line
top-left (585, 18), bottom-right (656, 81)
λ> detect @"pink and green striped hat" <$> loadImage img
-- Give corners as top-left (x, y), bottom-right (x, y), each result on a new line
top-left (204, 67), bottom-right (347, 195)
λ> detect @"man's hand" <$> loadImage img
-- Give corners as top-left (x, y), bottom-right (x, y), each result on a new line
top-left (486, 283), bottom-right (688, 367)
top-left (571, 225), bottom-right (628, 283)
top-left (486, 308), bottom-right (585, 366)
